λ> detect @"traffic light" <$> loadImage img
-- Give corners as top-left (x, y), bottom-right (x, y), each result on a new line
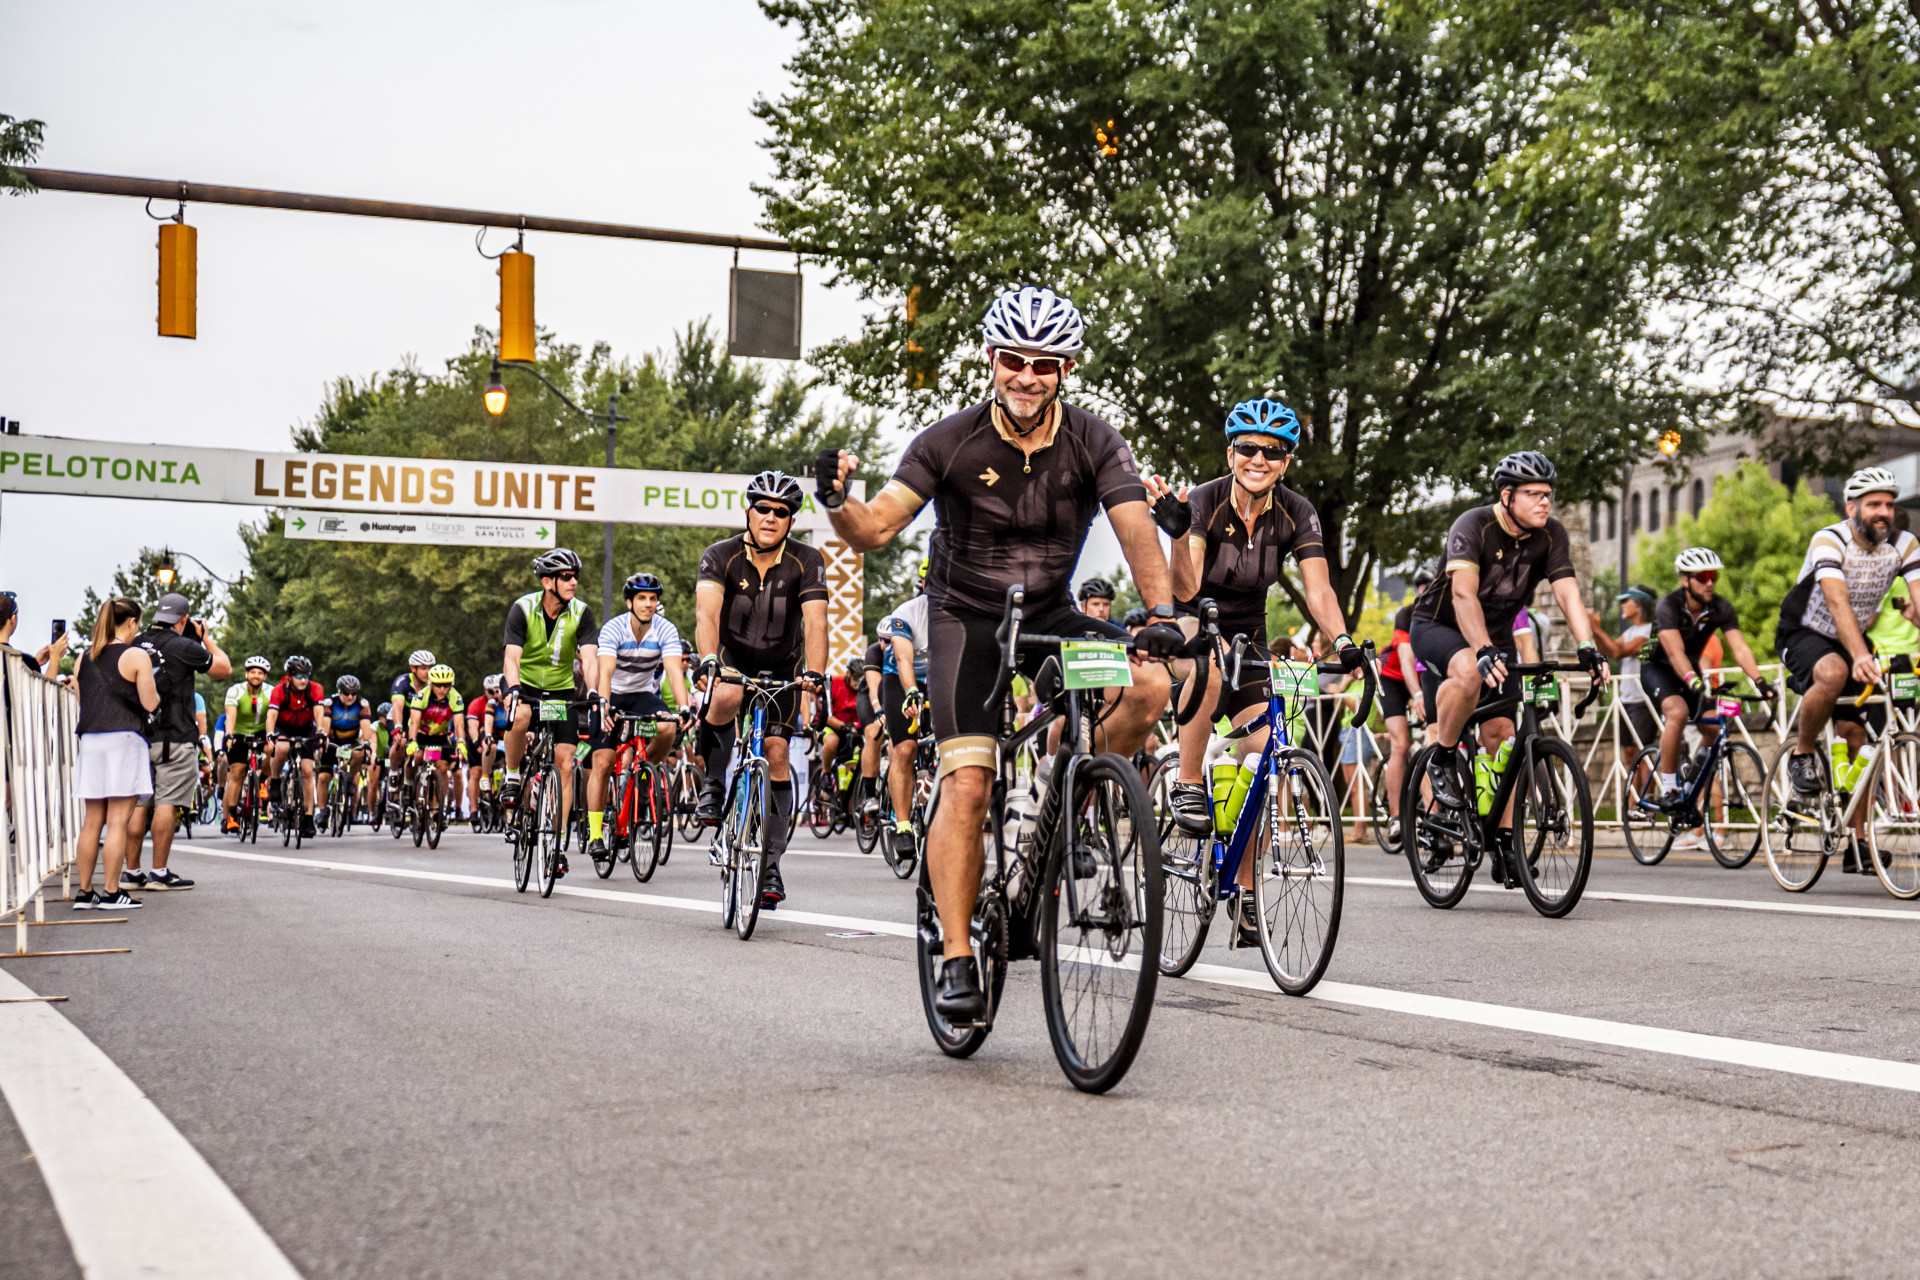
top-left (498, 249), bottom-right (535, 362)
top-left (157, 222), bottom-right (196, 339)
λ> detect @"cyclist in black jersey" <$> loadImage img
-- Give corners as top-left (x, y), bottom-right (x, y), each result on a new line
top-left (1142, 397), bottom-right (1365, 841)
top-left (815, 284), bottom-right (1183, 1020)
top-left (691, 470), bottom-right (828, 909)
top-left (1409, 452), bottom-right (1608, 856)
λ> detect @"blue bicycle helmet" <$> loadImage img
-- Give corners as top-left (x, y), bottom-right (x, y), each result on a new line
top-left (1224, 398), bottom-right (1302, 449)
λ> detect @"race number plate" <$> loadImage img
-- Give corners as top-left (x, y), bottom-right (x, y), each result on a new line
top-left (636, 720), bottom-right (658, 738)
top-left (1530, 675), bottom-right (1558, 707)
top-left (422, 746), bottom-right (442, 762)
top-left (1717, 696), bottom-right (1743, 719)
top-left (538, 700), bottom-right (569, 723)
top-left (1060, 640), bottom-right (1133, 690)
top-left (1893, 673), bottom-right (1920, 702)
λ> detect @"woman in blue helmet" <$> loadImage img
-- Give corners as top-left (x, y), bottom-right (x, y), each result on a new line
top-left (1143, 398), bottom-right (1362, 934)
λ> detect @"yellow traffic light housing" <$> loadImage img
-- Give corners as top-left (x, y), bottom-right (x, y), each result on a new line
top-left (157, 221), bottom-right (196, 339)
top-left (498, 249), bottom-right (535, 362)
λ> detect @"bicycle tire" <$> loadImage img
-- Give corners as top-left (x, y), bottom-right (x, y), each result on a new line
top-left (645, 768), bottom-right (671, 879)
top-left (1151, 757), bottom-right (1216, 977)
top-left (591, 763), bottom-right (618, 878)
top-left (425, 772), bottom-right (445, 850)
top-left (1763, 747), bottom-right (1829, 892)
top-left (1370, 763), bottom-right (1397, 854)
top-left (1703, 742), bottom-right (1765, 870)
top-left (1510, 736), bottom-right (1592, 918)
top-left (1038, 752), bottom-right (1162, 1094)
top-left (411, 773), bottom-right (428, 848)
top-left (914, 855), bottom-right (1006, 1058)
top-left (1252, 747), bottom-right (1344, 994)
top-left (676, 763), bottom-right (705, 842)
top-left (731, 762), bottom-right (765, 940)
top-left (1403, 743), bottom-right (1475, 908)
top-left (1621, 745), bottom-right (1671, 865)
top-left (538, 763), bottom-right (564, 899)
top-left (899, 775), bottom-right (930, 881)
top-left (1865, 733), bottom-right (1920, 899)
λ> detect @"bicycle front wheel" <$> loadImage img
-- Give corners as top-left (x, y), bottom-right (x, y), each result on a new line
top-left (1403, 744), bottom-right (1474, 908)
top-left (1621, 745), bottom-right (1672, 866)
top-left (1252, 748), bottom-right (1344, 994)
top-left (1149, 755), bottom-right (1217, 978)
top-left (1763, 747), bottom-right (1829, 892)
top-left (649, 767), bottom-right (673, 874)
top-left (1703, 742), bottom-right (1766, 870)
top-left (1039, 753), bottom-right (1162, 1094)
top-left (731, 763), bottom-right (765, 940)
top-left (675, 763), bottom-right (705, 841)
top-left (424, 772), bottom-right (445, 849)
top-left (1866, 733), bottom-right (1920, 899)
top-left (1511, 737), bottom-right (1593, 918)
top-left (538, 767), bottom-right (564, 898)
top-left (1370, 763), bottom-right (1398, 854)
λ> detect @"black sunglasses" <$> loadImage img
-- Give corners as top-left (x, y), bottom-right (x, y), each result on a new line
top-left (750, 502), bottom-right (794, 519)
top-left (551, 571), bottom-right (579, 582)
top-left (993, 350), bottom-right (1067, 378)
top-left (1231, 441), bottom-right (1291, 462)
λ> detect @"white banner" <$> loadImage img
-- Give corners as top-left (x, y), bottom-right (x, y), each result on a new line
top-left (283, 509), bottom-right (554, 548)
top-left (0, 435), bottom-right (858, 532)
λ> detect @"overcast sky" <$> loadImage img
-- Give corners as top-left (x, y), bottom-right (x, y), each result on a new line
top-left (1, 0), bottom-right (1132, 648)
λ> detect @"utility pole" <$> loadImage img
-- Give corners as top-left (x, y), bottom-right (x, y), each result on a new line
top-left (603, 389), bottom-right (619, 623)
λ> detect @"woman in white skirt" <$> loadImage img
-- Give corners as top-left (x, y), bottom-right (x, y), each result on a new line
top-left (73, 596), bottom-right (159, 910)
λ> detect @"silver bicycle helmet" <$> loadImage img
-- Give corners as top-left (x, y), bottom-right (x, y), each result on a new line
top-left (408, 649), bottom-right (436, 668)
top-left (744, 471), bottom-right (804, 512)
top-left (980, 286), bottom-right (1087, 357)
top-left (533, 547), bottom-right (583, 577)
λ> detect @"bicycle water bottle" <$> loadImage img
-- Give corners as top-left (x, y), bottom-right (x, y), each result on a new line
top-left (1846, 742), bottom-right (1878, 792)
top-left (1211, 761), bottom-right (1238, 834)
top-left (1474, 756), bottom-right (1494, 816)
top-left (1830, 741), bottom-right (1852, 791)
top-left (1223, 759), bottom-right (1257, 829)
top-left (1003, 785), bottom-right (1039, 902)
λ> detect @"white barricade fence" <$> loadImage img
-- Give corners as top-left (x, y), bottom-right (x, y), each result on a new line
top-left (1, 650), bottom-right (82, 926)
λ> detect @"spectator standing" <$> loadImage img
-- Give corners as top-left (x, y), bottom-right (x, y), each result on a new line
top-left (1868, 510), bottom-right (1919, 668)
top-left (124, 593), bottom-right (229, 891)
top-left (73, 597), bottom-right (159, 910)
top-left (0, 592), bottom-right (70, 673)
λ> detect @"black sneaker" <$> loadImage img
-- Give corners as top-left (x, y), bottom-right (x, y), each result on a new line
top-left (554, 854), bottom-right (569, 878)
top-left (1653, 788), bottom-right (1689, 812)
top-left (500, 778), bottom-right (522, 807)
top-left (696, 793), bottom-right (723, 826)
top-left (890, 826), bottom-right (917, 860)
top-left (587, 837), bottom-right (610, 866)
top-left (933, 956), bottom-right (987, 1022)
top-left (1169, 782), bottom-right (1213, 836)
top-left (1426, 751), bottom-right (1466, 810)
top-left (760, 864), bottom-right (786, 909)
top-left (1233, 892), bottom-right (1261, 948)
top-left (121, 869), bottom-right (148, 889)
top-left (97, 888), bottom-right (142, 910)
top-left (299, 814), bottom-right (317, 838)
top-left (70, 889), bottom-right (97, 911)
top-left (1787, 752), bottom-right (1823, 798)
top-left (145, 869), bottom-right (194, 891)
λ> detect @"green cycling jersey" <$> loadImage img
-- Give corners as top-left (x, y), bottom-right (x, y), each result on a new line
top-left (506, 590), bottom-right (593, 693)
top-left (224, 682), bottom-right (271, 737)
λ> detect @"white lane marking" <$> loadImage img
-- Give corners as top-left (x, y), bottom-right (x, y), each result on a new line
top-left (1346, 874), bottom-right (1920, 922)
top-left (0, 967), bottom-right (304, 1279)
top-left (178, 845), bottom-right (1920, 1093)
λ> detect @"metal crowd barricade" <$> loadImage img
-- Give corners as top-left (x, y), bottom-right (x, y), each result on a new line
top-left (1, 650), bottom-right (85, 953)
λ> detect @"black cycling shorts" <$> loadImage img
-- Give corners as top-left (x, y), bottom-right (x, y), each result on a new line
top-left (718, 649), bottom-right (802, 735)
top-left (1778, 626), bottom-right (1882, 729)
top-left (276, 729), bottom-right (320, 762)
top-left (593, 689), bottom-right (670, 752)
top-left (1378, 678), bottom-right (1411, 722)
top-left (1206, 637), bottom-right (1272, 721)
top-left (1412, 619), bottom-right (1520, 723)
top-left (514, 684), bottom-right (587, 744)
top-left (927, 600), bottom-right (1131, 775)
top-left (1638, 662), bottom-right (1706, 720)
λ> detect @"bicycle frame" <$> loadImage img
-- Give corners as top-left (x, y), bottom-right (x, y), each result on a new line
top-left (1422, 665), bottom-right (1600, 852)
top-left (1632, 691), bottom-right (1768, 823)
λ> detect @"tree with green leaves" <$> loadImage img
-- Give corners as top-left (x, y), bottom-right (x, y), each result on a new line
top-left (0, 113), bottom-right (43, 195)
top-left (78, 547), bottom-right (221, 641)
top-left (220, 325), bottom-right (917, 689)
top-left (755, 0), bottom-right (1686, 617)
top-left (1630, 462), bottom-right (1836, 656)
top-left (1514, 1), bottom-right (1920, 457)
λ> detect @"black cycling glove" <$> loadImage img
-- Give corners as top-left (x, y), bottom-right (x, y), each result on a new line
top-left (814, 448), bottom-right (847, 510)
top-left (1151, 491), bottom-right (1191, 539)
top-left (1135, 621), bottom-right (1185, 660)
top-left (1754, 677), bottom-right (1777, 702)
top-left (1578, 643), bottom-right (1606, 676)
top-left (1334, 634), bottom-right (1365, 672)
top-left (1475, 645), bottom-right (1504, 682)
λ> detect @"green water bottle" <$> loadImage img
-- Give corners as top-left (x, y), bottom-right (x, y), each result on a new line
top-left (1474, 756), bottom-right (1495, 816)
top-left (1830, 740), bottom-right (1852, 791)
top-left (1491, 737), bottom-right (1514, 776)
top-left (1211, 762), bottom-right (1239, 835)
top-left (1845, 742), bottom-right (1878, 792)
top-left (1224, 759), bottom-right (1258, 830)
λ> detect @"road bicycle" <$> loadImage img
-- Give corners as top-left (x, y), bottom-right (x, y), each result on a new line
top-left (231, 738), bottom-right (267, 843)
top-left (1620, 687), bottom-right (1770, 868)
top-left (705, 669), bottom-right (809, 941)
top-left (914, 584), bottom-right (1162, 1094)
top-left (604, 712), bottom-right (675, 882)
top-left (266, 734), bottom-right (313, 849)
top-left (509, 694), bottom-right (581, 899)
top-left (410, 742), bottom-right (453, 849)
top-left (1371, 719), bottom-right (1426, 856)
top-left (804, 730), bottom-right (857, 839)
top-left (1158, 608), bottom-right (1373, 995)
top-left (1762, 666), bottom-right (1920, 898)
top-left (319, 741), bottom-right (365, 838)
top-left (869, 728), bottom-right (933, 880)
top-left (670, 755), bottom-right (705, 844)
top-left (1402, 663), bottom-right (1601, 918)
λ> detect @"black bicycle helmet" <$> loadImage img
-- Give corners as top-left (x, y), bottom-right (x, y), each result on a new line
top-left (336, 674), bottom-right (361, 697)
top-left (1078, 577), bottom-right (1116, 602)
top-left (1413, 557), bottom-right (1440, 587)
top-left (377, 701), bottom-right (392, 717)
top-left (533, 547), bottom-right (583, 577)
top-left (744, 470), bottom-right (804, 512)
top-left (1121, 606), bottom-right (1148, 629)
top-left (1492, 450), bottom-right (1556, 490)
top-left (624, 571), bottom-right (663, 600)
top-left (284, 654), bottom-right (312, 676)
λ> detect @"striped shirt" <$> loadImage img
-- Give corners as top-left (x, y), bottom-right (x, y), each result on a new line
top-left (1779, 522), bottom-right (1920, 640)
top-left (597, 613), bottom-right (683, 695)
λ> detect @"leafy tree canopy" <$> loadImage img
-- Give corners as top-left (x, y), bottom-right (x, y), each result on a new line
top-left (0, 113), bottom-right (43, 195)
top-left (755, 0), bottom-right (1687, 615)
top-left (219, 325), bottom-right (914, 691)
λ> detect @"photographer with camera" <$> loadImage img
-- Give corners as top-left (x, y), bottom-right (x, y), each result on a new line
top-left (125, 592), bottom-right (229, 891)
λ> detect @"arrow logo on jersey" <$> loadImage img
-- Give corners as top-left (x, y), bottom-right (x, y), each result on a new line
top-left (979, 467), bottom-right (1000, 487)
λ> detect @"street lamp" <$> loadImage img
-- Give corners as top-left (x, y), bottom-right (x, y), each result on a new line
top-left (155, 548), bottom-right (233, 587)
top-left (1658, 430), bottom-right (1682, 457)
top-left (482, 358), bottom-right (630, 619)
top-left (156, 552), bottom-right (176, 588)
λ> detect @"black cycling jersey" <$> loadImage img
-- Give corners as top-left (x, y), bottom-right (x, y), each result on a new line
top-left (887, 399), bottom-right (1146, 615)
top-left (1181, 476), bottom-right (1325, 639)
top-left (1644, 588), bottom-right (1740, 672)
top-left (1414, 504), bottom-right (1574, 637)
top-left (696, 534), bottom-right (828, 669)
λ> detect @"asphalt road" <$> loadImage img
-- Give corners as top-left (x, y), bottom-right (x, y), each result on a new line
top-left (6, 818), bottom-right (1920, 1279)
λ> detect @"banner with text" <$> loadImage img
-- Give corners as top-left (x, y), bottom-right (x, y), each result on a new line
top-left (283, 510), bottom-right (554, 548)
top-left (0, 435), bottom-right (859, 532)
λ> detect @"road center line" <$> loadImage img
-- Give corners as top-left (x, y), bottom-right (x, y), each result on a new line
top-left (1345, 874), bottom-right (1920, 921)
top-left (178, 844), bottom-right (1920, 1093)
top-left (0, 966), bottom-right (304, 1279)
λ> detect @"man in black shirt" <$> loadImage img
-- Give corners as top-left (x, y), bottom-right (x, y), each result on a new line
top-left (816, 285), bottom-right (1182, 1020)
top-left (128, 593), bottom-right (230, 890)
top-left (692, 470), bottom-right (828, 908)
top-left (1643, 547), bottom-right (1773, 809)
top-left (1409, 453), bottom-right (1607, 865)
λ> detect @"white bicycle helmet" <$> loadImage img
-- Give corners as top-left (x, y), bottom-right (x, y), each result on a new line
top-left (1845, 466), bottom-right (1900, 502)
top-left (1675, 547), bottom-right (1723, 574)
top-left (408, 649), bottom-right (436, 667)
top-left (980, 286), bottom-right (1087, 357)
